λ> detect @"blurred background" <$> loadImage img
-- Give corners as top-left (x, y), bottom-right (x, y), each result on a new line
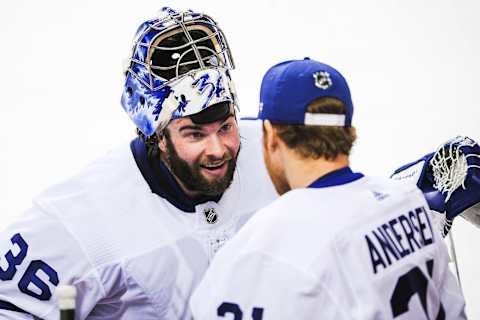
top-left (1, 0), bottom-right (479, 317)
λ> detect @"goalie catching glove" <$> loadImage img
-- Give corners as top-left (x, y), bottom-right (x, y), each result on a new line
top-left (391, 136), bottom-right (480, 237)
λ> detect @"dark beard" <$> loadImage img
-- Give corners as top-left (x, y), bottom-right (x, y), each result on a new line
top-left (163, 134), bottom-right (239, 197)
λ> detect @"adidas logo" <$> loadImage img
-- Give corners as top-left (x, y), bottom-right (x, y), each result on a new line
top-left (372, 191), bottom-right (389, 201)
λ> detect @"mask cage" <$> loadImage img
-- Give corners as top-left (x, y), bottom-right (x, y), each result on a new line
top-left (127, 10), bottom-right (235, 92)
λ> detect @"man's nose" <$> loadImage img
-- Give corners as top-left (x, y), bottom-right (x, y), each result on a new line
top-left (204, 135), bottom-right (226, 159)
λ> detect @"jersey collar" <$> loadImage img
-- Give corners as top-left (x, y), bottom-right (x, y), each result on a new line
top-left (130, 138), bottom-right (221, 213)
top-left (308, 167), bottom-right (364, 189)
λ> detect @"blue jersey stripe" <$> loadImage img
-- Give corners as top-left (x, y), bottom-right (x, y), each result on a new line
top-left (0, 300), bottom-right (29, 314)
top-left (308, 167), bottom-right (364, 189)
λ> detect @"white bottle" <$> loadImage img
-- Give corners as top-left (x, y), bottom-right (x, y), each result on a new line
top-left (56, 285), bottom-right (76, 320)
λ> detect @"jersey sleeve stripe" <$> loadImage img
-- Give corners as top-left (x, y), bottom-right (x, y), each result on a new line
top-left (0, 300), bottom-right (30, 314)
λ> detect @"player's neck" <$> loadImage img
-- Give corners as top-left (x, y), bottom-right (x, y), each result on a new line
top-left (284, 151), bottom-right (349, 190)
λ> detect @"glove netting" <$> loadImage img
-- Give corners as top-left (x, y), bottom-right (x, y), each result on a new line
top-left (430, 136), bottom-right (480, 202)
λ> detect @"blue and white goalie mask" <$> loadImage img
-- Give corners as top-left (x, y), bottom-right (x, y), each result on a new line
top-left (121, 7), bottom-right (238, 137)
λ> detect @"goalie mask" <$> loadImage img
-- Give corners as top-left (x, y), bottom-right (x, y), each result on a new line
top-left (121, 7), bottom-right (238, 137)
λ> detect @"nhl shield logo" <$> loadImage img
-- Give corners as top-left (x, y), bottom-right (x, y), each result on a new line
top-left (313, 71), bottom-right (333, 89)
top-left (204, 207), bottom-right (218, 224)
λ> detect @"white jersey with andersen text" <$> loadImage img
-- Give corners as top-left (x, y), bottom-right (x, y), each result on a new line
top-left (191, 175), bottom-right (466, 319)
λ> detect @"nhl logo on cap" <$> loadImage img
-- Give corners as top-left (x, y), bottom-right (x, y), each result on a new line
top-left (204, 208), bottom-right (218, 224)
top-left (313, 71), bottom-right (333, 90)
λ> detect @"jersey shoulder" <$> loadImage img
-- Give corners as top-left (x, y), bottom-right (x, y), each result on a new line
top-left (31, 143), bottom-right (181, 266)
top-left (34, 143), bottom-right (144, 209)
top-left (216, 175), bottom-right (428, 273)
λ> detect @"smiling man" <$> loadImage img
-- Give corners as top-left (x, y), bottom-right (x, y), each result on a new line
top-left (0, 8), bottom-right (276, 319)
top-left (159, 104), bottom-right (240, 198)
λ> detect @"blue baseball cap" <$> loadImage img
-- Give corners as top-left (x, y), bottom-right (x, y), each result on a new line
top-left (257, 58), bottom-right (354, 127)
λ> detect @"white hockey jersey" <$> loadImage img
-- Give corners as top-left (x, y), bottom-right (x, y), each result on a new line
top-left (0, 120), bottom-right (277, 319)
top-left (191, 168), bottom-right (466, 319)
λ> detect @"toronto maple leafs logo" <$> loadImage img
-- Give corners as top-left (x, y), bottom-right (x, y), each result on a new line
top-left (313, 71), bottom-right (333, 89)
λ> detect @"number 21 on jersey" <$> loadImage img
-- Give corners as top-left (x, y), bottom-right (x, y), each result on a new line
top-left (217, 302), bottom-right (264, 320)
top-left (389, 259), bottom-right (444, 319)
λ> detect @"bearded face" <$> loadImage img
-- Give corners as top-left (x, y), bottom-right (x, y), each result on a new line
top-left (164, 132), bottom-right (238, 196)
top-left (160, 114), bottom-right (240, 197)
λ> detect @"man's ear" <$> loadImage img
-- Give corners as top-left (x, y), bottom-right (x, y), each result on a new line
top-left (350, 127), bottom-right (357, 142)
top-left (157, 131), bottom-right (167, 153)
top-left (263, 120), bottom-right (279, 153)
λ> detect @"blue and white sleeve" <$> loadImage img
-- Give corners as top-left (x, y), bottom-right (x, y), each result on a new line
top-left (0, 207), bottom-right (99, 320)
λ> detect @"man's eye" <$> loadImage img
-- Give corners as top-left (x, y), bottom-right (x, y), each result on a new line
top-left (188, 132), bottom-right (204, 139)
top-left (220, 123), bottom-right (232, 132)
